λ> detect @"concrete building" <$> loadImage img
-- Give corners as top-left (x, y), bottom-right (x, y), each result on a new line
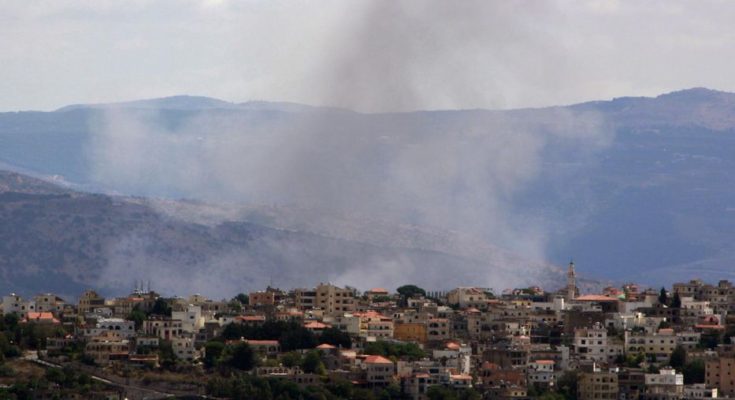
top-left (578, 365), bottom-right (619, 400)
top-left (83, 318), bottom-right (136, 338)
top-left (394, 322), bottom-right (428, 343)
top-left (573, 322), bottom-right (624, 363)
top-left (364, 355), bottom-right (395, 387)
top-left (706, 357), bottom-right (735, 397)
top-left (527, 359), bottom-right (555, 389)
top-left (171, 304), bottom-right (204, 334)
top-left (645, 368), bottom-right (684, 399)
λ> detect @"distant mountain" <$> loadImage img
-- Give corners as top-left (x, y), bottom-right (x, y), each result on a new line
top-left (57, 95), bottom-right (347, 114)
top-left (56, 95), bottom-right (239, 111)
top-left (1, 88), bottom-right (735, 290)
top-left (571, 88), bottom-right (735, 130)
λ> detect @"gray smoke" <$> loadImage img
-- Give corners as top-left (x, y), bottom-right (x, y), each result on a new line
top-left (87, 1), bottom-right (614, 296)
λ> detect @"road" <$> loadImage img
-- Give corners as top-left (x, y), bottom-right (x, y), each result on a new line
top-left (22, 351), bottom-right (180, 400)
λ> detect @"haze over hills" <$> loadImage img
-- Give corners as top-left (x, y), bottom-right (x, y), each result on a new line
top-left (0, 170), bottom-right (563, 298)
top-left (1, 88), bottom-right (735, 295)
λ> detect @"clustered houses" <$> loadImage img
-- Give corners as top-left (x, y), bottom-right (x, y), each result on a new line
top-left (7, 266), bottom-right (735, 399)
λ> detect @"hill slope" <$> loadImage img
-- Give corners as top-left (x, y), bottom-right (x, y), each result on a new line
top-left (0, 172), bottom-right (560, 297)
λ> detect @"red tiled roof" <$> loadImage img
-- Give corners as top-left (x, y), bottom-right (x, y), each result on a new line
top-left (23, 312), bottom-right (60, 324)
top-left (445, 342), bottom-right (461, 350)
top-left (695, 324), bottom-right (725, 330)
top-left (316, 343), bottom-right (336, 349)
top-left (365, 355), bottom-right (393, 364)
top-left (304, 321), bottom-right (331, 329)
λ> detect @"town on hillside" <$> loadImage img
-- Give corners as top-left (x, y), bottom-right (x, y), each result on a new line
top-left (0, 262), bottom-right (733, 400)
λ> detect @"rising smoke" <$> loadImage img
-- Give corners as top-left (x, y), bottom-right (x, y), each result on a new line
top-left (87, 1), bottom-right (613, 296)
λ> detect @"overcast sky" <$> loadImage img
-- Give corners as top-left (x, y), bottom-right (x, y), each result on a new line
top-left (3, 0), bottom-right (735, 112)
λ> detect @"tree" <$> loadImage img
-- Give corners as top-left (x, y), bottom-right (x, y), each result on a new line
top-left (669, 345), bottom-right (686, 369)
top-left (126, 308), bottom-right (146, 331)
top-left (204, 341), bottom-right (225, 369)
top-left (279, 326), bottom-right (317, 351)
top-left (235, 293), bottom-right (249, 305)
top-left (302, 351), bottom-right (326, 375)
top-left (157, 340), bottom-right (176, 368)
top-left (319, 327), bottom-right (352, 349)
top-left (672, 292), bottom-right (682, 308)
top-left (397, 284), bottom-right (426, 306)
top-left (658, 287), bottom-right (668, 306)
top-left (427, 386), bottom-right (456, 400)
top-left (228, 300), bottom-right (243, 313)
top-left (397, 285), bottom-right (426, 299)
top-left (281, 351), bottom-right (303, 368)
top-left (364, 341), bottom-right (425, 361)
top-left (623, 352), bottom-right (645, 368)
top-left (227, 342), bottom-right (256, 371)
top-left (150, 298), bottom-right (172, 317)
top-left (683, 359), bottom-right (705, 384)
top-left (557, 371), bottom-right (579, 400)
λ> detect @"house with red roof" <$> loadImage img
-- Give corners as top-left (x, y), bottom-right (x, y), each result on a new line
top-left (363, 355), bottom-right (395, 387)
top-left (21, 312), bottom-right (60, 324)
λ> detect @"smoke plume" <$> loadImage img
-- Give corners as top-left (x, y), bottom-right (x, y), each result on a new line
top-left (87, 1), bottom-right (613, 296)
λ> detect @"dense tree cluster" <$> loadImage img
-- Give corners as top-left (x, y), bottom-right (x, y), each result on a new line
top-left (0, 314), bottom-right (66, 357)
top-left (221, 320), bottom-right (319, 351)
top-left (363, 341), bottom-right (425, 361)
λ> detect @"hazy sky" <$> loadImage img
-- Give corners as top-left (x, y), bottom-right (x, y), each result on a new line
top-left (3, 0), bottom-right (735, 112)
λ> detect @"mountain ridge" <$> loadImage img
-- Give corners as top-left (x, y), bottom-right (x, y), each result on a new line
top-left (1, 87), bottom-right (735, 291)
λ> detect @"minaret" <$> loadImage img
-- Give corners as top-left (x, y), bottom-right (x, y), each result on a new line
top-left (566, 260), bottom-right (578, 301)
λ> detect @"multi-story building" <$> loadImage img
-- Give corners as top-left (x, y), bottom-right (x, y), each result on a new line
top-left (683, 384), bottom-right (718, 399)
top-left (364, 355), bottom-right (395, 387)
top-left (171, 304), bottom-right (204, 334)
top-left (33, 293), bottom-right (65, 313)
top-left (578, 366), bottom-right (619, 400)
top-left (1, 293), bottom-right (26, 315)
top-left (143, 318), bottom-right (184, 340)
top-left (172, 336), bottom-right (199, 361)
top-left (77, 290), bottom-right (105, 316)
top-left (394, 322), bottom-right (428, 343)
top-left (249, 287), bottom-right (286, 307)
top-left (82, 317), bottom-right (136, 339)
top-left (644, 368), bottom-right (684, 400)
top-left (85, 331), bottom-right (130, 365)
top-left (573, 322), bottom-right (624, 363)
top-left (314, 283), bottom-right (356, 315)
top-left (624, 328), bottom-right (700, 359)
top-left (294, 288), bottom-right (317, 310)
top-left (446, 287), bottom-right (489, 308)
top-left (294, 284), bottom-right (356, 314)
top-left (706, 356), bottom-right (735, 397)
top-left (427, 318), bottom-right (451, 342)
top-left (324, 313), bottom-right (361, 336)
top-left (527, 359), bottom-right (555, 389)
